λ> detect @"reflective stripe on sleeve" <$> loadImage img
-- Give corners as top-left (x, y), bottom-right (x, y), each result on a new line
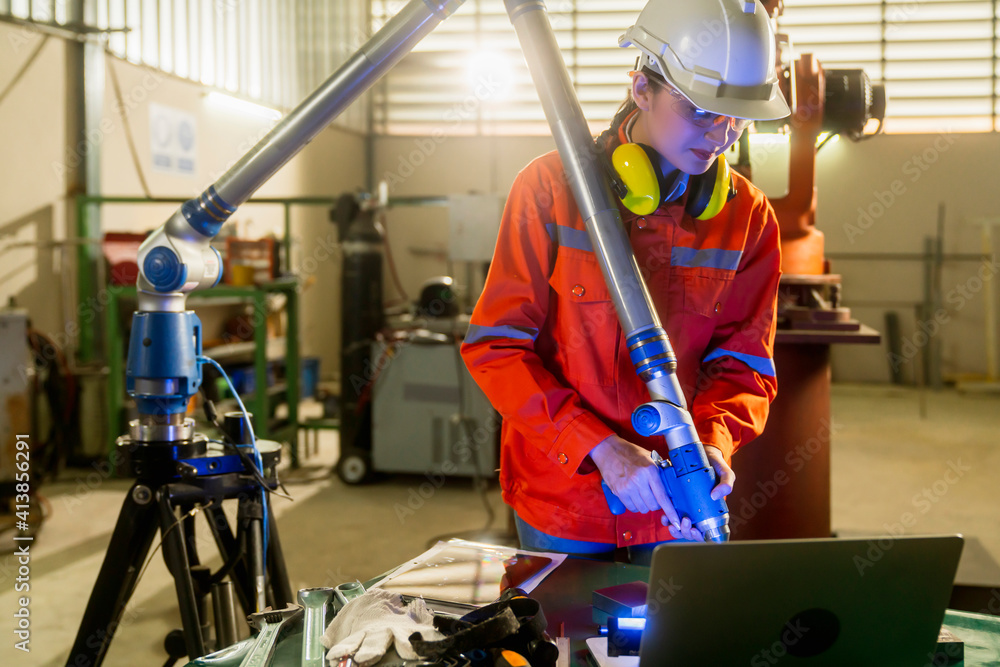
top-left (703, 347), bottom-right (776, 377)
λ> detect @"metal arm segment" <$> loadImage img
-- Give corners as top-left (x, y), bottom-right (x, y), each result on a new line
top-left (127, 0), bottom-right (467, 420)
top-left (502, 0), bottom-right (687, 409)
top-left (135, 0), bottom-right (466, 315)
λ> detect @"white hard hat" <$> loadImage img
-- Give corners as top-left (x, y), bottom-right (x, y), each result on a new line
top-left (620, 0), bottom-right (791, 121)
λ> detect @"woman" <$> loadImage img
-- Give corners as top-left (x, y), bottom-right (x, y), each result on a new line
top-left (462, 0), bottom-right (790, 562)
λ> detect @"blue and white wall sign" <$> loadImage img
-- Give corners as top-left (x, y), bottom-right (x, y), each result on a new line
top-left (149, 102), bottom-right (197, 176)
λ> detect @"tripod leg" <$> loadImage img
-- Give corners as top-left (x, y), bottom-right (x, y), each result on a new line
top-left (66, 483), bottom-right (159, 667)
top-left (158, 490), bottom-right (207, 659)
top-left (181, 508), bottom-right (214, 647)
top-left (204, 504), bottom-right (252, 617)
top-left (245, 498), bottom-right (267, 613)
top-left (266, 509), bottom-right (293, 607)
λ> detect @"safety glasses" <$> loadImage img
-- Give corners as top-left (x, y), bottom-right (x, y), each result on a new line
top-left (656, 79), bottom-right (752, 132)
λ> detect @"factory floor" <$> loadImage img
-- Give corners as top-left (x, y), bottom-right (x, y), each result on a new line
top-left (2, 383), bottom-right (998, 667)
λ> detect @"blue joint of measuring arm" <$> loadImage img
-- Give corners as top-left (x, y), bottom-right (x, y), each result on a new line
top-left (183, 186), bottom-right (236, 238)
top-left (626, 327), bottom-right (678, 383)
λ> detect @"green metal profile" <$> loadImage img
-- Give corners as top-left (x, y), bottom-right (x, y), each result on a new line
top-left (76, 195), bottom-right (98, 364)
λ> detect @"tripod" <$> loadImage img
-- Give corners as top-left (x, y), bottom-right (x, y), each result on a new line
top-left (66, 413), bottom-right (292, 667)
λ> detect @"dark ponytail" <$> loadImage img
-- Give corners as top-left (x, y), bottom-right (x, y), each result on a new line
top-left (601, 66), bottom-right (665, 146)
top-left (610, 96), bottom-right (639, 136)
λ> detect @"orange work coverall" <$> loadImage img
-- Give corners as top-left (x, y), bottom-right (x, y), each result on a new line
top-left (461, 131), bottom-right (782, 548)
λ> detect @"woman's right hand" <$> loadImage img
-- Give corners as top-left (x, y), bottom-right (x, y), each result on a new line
top-left (589, 434), bottom-right (681, 528)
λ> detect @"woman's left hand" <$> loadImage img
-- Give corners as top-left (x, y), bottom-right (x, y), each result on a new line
top-left (662, 445), bottom-right (735, 542)
top-left (705, 445), bottom-right (735, 500)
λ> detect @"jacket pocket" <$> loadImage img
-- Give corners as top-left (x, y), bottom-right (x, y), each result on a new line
top-left (672, 266), bottom-right (735, 319)
top-left (546, 250), bottom-right (618, 386)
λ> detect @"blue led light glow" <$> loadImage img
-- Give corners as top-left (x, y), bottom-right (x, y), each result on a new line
top-left (617, 617), bottom-right (647, 631)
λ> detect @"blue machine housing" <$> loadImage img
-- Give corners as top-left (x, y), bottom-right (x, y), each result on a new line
top-left (126, 311), bottom-right (203, 415)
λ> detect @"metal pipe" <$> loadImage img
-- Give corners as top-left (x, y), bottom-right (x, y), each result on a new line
top-left (212, 0), bottom-right (464, 209)
top-left (76, 194), bottom-right (452, 206)
top-left (216, 2), bottom-right (224, 89)
top-left (931, 204), bottom-right (945, 391)
top-left (283, 201), bottom-right (292, 274)
top-left (983, 222), bottom-right (998, 381)
top-left (156, 0), bottom-right (162, 67)
top-left (237, 0), bottom-right (247, 95)
top-left (502, 0), bottom-right (687, 407)
top-left (247, 506), bottom-right (266, 613)
top-left (132, 0), bottom-right (464, 314)
top-left (188, 0), bottom-right (195, 82)
top-left (502, 0), bottom-right (653, 336)
top-left (123, 0), bottom-right (128, 59)
top-left (211, 580), bottom-right (239, 649)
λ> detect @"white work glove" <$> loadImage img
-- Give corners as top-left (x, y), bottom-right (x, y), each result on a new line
top-left (321, 588), bottom-right (444, 667)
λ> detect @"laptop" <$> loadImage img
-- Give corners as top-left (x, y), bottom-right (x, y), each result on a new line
top-left (588, 535), bottom-right (964, 666)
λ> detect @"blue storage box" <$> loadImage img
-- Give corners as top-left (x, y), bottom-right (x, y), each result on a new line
top-left (301, 357), bottom-right (320, 398)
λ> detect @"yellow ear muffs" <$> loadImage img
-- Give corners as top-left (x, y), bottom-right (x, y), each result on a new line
top-left (686, 153), bottom-right (737, 221)
top-left (606, 140), bottom-right (737, 220)
top-left (611, 143), bottom-right (661, 216)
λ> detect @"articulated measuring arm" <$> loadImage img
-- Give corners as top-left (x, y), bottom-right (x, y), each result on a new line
top-left (77, 6), bottom-right (469, 667)
top-left (128, 0), bottom-right (466, 420)
top-left (128, 0), bottom-right (727, 541)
